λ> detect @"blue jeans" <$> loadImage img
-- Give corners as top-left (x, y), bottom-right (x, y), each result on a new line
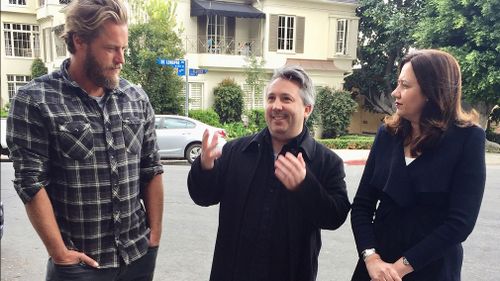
top-left (46, 246), bottom-right (159, 281)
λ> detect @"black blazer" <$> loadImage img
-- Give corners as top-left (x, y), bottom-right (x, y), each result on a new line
top-left (351, 124), bottom-right (486, 280)
top-left (188, 128), bottom-right (350, 281)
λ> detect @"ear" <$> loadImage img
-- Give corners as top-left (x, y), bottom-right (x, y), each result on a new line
top-left (73, 34), bottom-right (87, 53)
top-left (303, 104), bottom-right (313, 119)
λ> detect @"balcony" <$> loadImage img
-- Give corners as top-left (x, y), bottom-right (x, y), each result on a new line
top-left (184, 36), bottom-right (262, 57)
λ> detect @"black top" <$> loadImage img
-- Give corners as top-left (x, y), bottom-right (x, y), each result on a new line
top-left (188, 127), bottom-right (350, 281)
top-left (351, 124), bottom-right (486, 280)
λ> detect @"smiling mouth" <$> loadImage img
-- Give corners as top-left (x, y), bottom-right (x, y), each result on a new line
top-left (395, 102), bottom-right (402, 107)
top-left (272, 113), bottom-right (287, 120)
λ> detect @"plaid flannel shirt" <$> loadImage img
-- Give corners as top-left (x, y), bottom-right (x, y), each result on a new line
top-left (7, 59), bottom-right (164, 268)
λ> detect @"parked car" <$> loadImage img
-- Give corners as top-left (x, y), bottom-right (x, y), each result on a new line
top-left (155, 115), bottom-right (226, 164)
top-left (0, 118), bottom-right (8, 156)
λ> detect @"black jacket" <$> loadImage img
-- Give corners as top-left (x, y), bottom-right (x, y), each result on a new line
top-left (351, 125), bottom-right (486, 281)
top-left (188, 128), bottom-right (350, 281)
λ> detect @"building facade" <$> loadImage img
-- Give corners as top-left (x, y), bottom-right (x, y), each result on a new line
top-left (1, 0), bottom-right (383, 134)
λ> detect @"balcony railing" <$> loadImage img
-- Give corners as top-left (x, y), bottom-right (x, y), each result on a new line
top-left (184, 36), bottom-right (262, 56)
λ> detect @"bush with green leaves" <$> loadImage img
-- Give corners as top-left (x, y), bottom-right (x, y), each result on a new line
top-left (316, 87), bottom-right (358, 138)
top-left (305, 107), bottom-right (320, 136)
top-left (318, 136), bottom-right (374, 149)
top-left (31, 58), bottom-right (48, 78)
top-left (122, 0), bottom-right (185, 115)
top-left (213, 78), bottom-right (244, 124)
top-left (189, 109), bottom-right (221, 127)
top-left (246, 109), bottom-right (266, 133)
top-left (0, 103), bottom-right (9, 118)
top-left (222, 122), bottom-right (254, 139)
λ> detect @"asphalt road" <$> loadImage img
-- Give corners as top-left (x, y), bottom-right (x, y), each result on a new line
top-left (1, 162), bottom-right (499, 281)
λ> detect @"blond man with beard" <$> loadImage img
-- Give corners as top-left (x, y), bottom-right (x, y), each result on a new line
top-left (6, 0), bottom-right (164, 280)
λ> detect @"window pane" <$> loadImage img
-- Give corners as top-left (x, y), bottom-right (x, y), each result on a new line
top-left (165, 118), bottom-right (188, 129)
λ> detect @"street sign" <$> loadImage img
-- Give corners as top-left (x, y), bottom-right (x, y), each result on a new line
top-left (189, 68), bottom-right (208, 76)
top-left (157, 58), bottom-right (185, 76)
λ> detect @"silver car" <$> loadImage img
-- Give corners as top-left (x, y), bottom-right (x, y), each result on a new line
top-left (154, 115), bottom-right (226, 164)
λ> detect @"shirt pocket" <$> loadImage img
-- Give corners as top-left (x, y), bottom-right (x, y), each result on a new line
top-left (57, 121), bottom-right (94, 160)
top-left (122, 117), bottom-right (144, 154)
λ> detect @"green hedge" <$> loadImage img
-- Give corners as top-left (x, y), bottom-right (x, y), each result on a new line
top-left (317, 135), bottom-right (374, 149)
top-left (189, 109), bottom-right (221, 127)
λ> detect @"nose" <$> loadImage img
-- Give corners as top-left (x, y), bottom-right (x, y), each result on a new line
top-left (115, 49), bottom-right (125, 65)
top-left (391, 86), bottom-right (400, 99)
top-left (272, 99), bottom-right (283, 110)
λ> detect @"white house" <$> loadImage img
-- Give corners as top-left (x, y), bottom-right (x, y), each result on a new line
top-left (0, 0), bottom-right (359, 113)
top-left (176, 0), bottom-right (359, 110)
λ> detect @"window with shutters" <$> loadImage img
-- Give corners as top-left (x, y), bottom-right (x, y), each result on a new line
top-left (189, 82), bottom-right (203, 110)
top-left (181, 82), bottom-right (204, 110)
top-left (243, 84), bottom-right (264, 110)
top-left (278, 15), bottom-right (295, 51)
top-left (336, 19), bottom-right (348, 55)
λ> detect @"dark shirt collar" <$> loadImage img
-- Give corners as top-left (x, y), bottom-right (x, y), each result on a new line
top-left (244, 126), bottom-right (315, 162)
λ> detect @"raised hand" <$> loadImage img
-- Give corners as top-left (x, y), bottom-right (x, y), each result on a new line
top-left (274, 152), bottom-right (306, 191)
top-left (200, 129), bottom-right (222, 170)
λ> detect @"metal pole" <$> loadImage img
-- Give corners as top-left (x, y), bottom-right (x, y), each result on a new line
top-left (185, 59), bottom-right (189, 116)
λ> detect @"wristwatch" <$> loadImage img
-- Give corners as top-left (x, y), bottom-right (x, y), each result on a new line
top-left (402, 256), bottom-right (411, 266)
top-left (361, 248), bottom-right (377, 261)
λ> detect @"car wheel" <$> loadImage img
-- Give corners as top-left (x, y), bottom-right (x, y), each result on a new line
top-left (185, 143), bottom-right (202, 164)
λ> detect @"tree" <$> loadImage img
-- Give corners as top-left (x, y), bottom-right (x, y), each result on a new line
top-left (244, 55), bottom-right (267, 98)
top-left (344, 0), bottom-right (425, 114)
top-left (316, 87), bottom-right (358, 138)
top-left (31, 58), bottom-right (48, 78)
top-left (414, 0), bottom-right (500, 129)
top-left (213, 78), bottom-right (244, 123)
top-left (122, 0), bottom-right (185, 114)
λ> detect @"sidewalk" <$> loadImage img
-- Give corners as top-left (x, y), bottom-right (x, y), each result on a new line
top-left (333, 149), bottom-right (500, 166)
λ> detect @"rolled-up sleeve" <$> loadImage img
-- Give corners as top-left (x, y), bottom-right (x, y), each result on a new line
top-left (7, 90), bottom-right (50, 204)
top-left (139, 96), bottom-right (163, 187)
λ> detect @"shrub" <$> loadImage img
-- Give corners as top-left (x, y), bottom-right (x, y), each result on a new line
top-left (306, 107), bottom-right (320, 136)
top-left (0, 103), bottom-right (9, 118)
top-left (31, 58), bottom-right (48, 78)
top-left (213, 78), bottom-right (244, 123)
top-left (316, 87), bottom-right (357, 138)
top-left (222, 122), bottom-right (254, 138)
top-left (318, 135), bottom-right (374, 149)
top-left (246, 109), bottom-right (266, 133)
top-left (189, 109), bottom-right (221, 127)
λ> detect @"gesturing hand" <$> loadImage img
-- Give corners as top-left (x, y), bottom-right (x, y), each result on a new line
top-left (274, 152), bottom-right (306, 191)
top-left (200, 129), bottom-right (222, 170)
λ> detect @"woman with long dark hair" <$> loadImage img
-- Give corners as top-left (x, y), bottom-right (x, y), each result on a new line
top-left (351, 49), bottom-right (486, 281)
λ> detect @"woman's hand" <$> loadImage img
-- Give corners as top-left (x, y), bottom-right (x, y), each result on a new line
top-left (365, 254), bottom-right (401, 281)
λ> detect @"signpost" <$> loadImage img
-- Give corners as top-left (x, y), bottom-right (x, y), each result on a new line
top-left (157, 59), bottom-right (209, 116)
